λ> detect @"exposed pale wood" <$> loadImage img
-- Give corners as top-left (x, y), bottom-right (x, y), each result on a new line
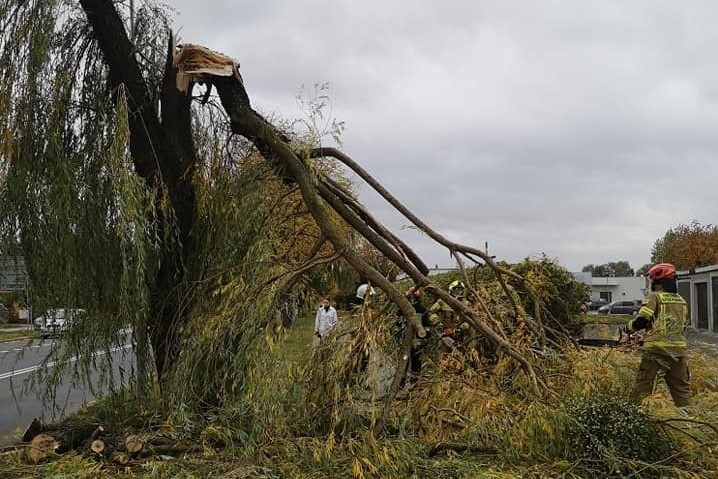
top-left (125, 434), bottom-right (144, 455)
top-left (111, 451), bottom-right (131, 465)
top-left (90, 439), bottom-right (105, 455)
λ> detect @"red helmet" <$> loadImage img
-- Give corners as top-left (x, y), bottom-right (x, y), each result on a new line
top-left (647, 263), bottom-right (676, 281)
top-left (405, 287), bottom-right (421, 300)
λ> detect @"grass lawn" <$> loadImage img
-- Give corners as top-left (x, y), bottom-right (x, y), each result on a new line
top-left (0, 324), bottom-right (39, 341)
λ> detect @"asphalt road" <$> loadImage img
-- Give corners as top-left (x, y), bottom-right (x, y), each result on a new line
top-left (0, 336), bottom-right (134, 445)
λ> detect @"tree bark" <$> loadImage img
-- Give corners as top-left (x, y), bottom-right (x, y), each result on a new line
top-left (80, 1), bottom-right (197, 383)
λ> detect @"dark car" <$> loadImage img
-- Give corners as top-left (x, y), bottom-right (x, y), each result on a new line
top-left (586, 299), bottom-right (609, 311)
top-left (597, 300), bottom-right (640, 315)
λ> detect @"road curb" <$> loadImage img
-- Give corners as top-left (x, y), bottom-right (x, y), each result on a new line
top-left (0, 335), bottom-right (36, 344)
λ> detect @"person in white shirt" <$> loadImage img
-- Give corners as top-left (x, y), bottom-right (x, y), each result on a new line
top-left (314, 298), bottom-right (338, 344)
top-left (355, 282), bottom-right (375, 305)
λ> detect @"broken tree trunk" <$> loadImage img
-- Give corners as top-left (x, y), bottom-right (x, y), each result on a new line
top-left (80, 0), bottom-right (199, 385)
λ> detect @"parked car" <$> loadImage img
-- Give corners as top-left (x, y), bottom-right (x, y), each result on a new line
top-left (597, 300), bottom-right (640, 315)
top-left (33, 308), bottom-right (86, 336)
top-left (586, 299), bottom-right (609, 312)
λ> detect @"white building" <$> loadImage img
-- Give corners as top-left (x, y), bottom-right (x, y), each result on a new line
top-left (572, 273), bottom-right (649, 304)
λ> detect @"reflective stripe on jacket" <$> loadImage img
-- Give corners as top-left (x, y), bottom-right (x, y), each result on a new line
top-left (427, 299), bottom-right (470, 332)
top-left (630, 292), bottom-right (688, 356)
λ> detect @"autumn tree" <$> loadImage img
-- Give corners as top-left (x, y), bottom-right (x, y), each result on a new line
top-left (635, 263), bottom-right (651, 276)
top-left (651, 222), bottom-right (718, 270)
top-left (581, 261), bottom-right (634, 277)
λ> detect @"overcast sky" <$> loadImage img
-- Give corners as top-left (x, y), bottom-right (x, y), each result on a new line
top-left (166, 0), bottom-right (718, 272)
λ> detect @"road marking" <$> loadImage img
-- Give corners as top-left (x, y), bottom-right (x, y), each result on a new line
top-left (0, 344), bottom-right (132, 381)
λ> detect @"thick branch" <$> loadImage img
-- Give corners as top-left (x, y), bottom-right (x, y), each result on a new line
top-left (210, 76), bottom-right (426, 341)
top-left (307, 148), bottom-right (516, 274)
top-left (310, 147), bottom-right (543, 341)
top-left (160, 35), bottom-right (197, 246)
top-left (321, 176), bottom-right (429, 275)
top-left (79, 0), bottom-right (161, 179)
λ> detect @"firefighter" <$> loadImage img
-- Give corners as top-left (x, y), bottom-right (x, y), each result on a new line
top-left (625, 263), bottom-right (692, 407)
top-left (427, 280), bottom-right (473, 355)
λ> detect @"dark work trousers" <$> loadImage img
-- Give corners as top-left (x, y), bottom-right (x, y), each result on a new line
top-left (632, 354), bottom-right (692, 407)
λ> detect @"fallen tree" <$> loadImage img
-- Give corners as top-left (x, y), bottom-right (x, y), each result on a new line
top-left (2, 0), bottom-right (570, 428)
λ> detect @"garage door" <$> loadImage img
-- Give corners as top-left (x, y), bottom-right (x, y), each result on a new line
top-left (696, 283), bottom-right (708, 330)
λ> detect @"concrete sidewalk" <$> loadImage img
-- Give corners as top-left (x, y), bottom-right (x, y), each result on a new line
top-left (686, 327), bottom-right (718, 346)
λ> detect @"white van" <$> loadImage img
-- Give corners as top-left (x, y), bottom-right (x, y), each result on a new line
top-left (34, 309), bottom-right (86, 336)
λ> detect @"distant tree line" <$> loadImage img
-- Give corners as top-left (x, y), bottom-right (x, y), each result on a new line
top-left (651, 222), bottom-right (718, 271)
top-left (581, 261), bottom-right (636, 277)
top-left (581, 221), bottom-right (718, 277)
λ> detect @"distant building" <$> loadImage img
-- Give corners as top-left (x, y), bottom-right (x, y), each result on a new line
top-left (676, 264), bottom-right (718, 333)
top-left (0, 256), bottom-right (27, 293)
top-left (396, 267), bottom-right (458, 282)
top-left (572, 273), bottom-right (648, 304)
top-left (573, 266), bottom-right (718, 332)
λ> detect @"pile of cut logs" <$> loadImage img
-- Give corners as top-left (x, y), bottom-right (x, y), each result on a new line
top-left (19, 417), bottom-right (200, 465)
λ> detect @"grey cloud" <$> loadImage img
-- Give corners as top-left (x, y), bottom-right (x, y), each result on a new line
top-left (166, 0), bottom-right (718, 272)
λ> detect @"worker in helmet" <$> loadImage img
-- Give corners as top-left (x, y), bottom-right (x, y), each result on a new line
top-left (427, 280), bottom-right (473, 355)
top-left (625, 263), bottom-right (691, 407)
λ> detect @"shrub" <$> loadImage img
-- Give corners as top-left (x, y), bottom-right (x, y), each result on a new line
top-left (511, 256), bottom-right (590, 328)
top-left (565, 395), bottom-right (674, 477)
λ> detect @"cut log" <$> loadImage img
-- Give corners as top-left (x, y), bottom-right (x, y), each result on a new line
top-left (90, 439), bottom-right (106, 455)
top-left (42, 418), bottom-right (100, 453)
top-left (111, 451), bottom-right (130, 465)
top-left (27, 433), bottom-right (59, 464)
top-left (125, 434), bottom-right (144, 455)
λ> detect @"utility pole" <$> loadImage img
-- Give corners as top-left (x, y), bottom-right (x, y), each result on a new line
top-left (129, 0), bottom-right (135, 41)
top-left (484, 241), bottom-right (496, 262)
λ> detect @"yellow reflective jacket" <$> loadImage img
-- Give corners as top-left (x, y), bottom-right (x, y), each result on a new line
top-left (629, 291), bottom-right (688, 357)
top-left (427, 298), bottom-right (470, 332)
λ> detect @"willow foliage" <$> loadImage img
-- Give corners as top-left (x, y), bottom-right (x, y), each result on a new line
top-left (0, 1), bottom-right (165, 400)
top-left (0, 0), bottom-right (350, 410)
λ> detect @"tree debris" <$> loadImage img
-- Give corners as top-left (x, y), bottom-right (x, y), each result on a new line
top-left (26, 434), bottom-right (59, 464)
top-left (125, 434), bottom-right (144, 456)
